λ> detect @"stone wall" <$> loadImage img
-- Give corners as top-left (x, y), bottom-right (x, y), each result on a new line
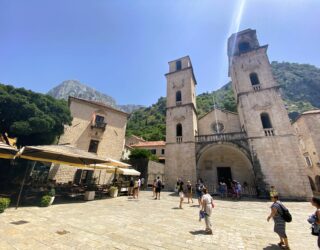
top-left (198, 109), bottom-right (241, 135)
top-left (165, 142), bottom-right (197, 190)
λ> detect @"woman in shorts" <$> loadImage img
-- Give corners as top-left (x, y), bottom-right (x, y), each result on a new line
top-left (186, 180), bottom-right (193, 204)
top-left (177, 179), bottom-right (184, 209)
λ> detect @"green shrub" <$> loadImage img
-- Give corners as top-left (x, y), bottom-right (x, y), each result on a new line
top-left (0, 198), bottom-right (11, 213)
top-left (40, 195), bottom-right (52, 207)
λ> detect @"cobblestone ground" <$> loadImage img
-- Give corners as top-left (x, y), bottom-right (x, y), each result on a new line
top-left (0, 191), bottom-right (317, 250)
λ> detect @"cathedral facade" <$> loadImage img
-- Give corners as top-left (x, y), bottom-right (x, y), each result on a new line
top-left (165, 29), bottom-right (313, 199)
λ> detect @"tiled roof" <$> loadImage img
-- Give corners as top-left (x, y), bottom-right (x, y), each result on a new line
top-left (131, 141), bottom-right (166, 147)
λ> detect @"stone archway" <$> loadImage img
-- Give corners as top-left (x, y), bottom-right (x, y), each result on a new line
top-left (196, 143), bottom-right (256, 194)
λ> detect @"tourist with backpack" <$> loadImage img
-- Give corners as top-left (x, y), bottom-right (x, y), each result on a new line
top-left (267, 195), bottom-right (291, 250)
top-left (155, 176), bottom-right (162, 200)
top-left (310, 197), bottom-right (320, 248)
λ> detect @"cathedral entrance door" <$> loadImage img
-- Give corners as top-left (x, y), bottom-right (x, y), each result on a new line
top-left (217, 167), bottom-right (232, 185)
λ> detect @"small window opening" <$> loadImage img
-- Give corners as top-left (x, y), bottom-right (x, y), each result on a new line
top-left (88, 140), bottom-right (99, 153)
top-left (176, 60), bottom-right (182, 71)
top-left (176, 123), bottom-right (183, 137)
top-left (176, 91), bottom-right (182, 103)
top-left (250, 73), bottom-right (260, 86)
top-left (261, 113), bottom-right (272, 129)
top-left (238, 42), bottom-right (251, 53)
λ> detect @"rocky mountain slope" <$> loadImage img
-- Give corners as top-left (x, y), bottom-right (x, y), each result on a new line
top-left (47, 80), bottom-right (144, 113)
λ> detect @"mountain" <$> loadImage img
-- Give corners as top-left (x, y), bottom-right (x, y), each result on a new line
top-left (126, 61), bottom-right (320, 140)
top-left (47, 80), bottom-right (144, 113)
top-left (48, 80), bottom-right (117, 107)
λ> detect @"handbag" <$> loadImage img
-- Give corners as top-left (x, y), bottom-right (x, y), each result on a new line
top-left (312, 223), bottom-right (320, 236)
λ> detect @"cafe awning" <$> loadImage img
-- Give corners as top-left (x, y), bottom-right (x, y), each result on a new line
top-left (0, 142), bottom-right (18, 159)
top-left (16, 145), bottom-right (109, 167)
top-left (105, 158), bottom-right (131, 168)
top-left (117, 168), bottom-right (140, 176)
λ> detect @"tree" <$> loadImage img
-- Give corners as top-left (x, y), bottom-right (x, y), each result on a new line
top-left (0, 84), bottom-right (72, 146)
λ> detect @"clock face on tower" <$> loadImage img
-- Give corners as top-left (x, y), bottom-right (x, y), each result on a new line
top-left (212, 122), bottom-right (224, 133)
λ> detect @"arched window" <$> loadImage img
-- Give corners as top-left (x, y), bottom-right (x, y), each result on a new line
top-left (260, 113), bottom-right (272, 129)
top-left (238, 42), bottom-right (250, 53)
top-left (176, 123), bottom-right (182, 137)
top-left (250, 73), bottom-right (260, 86)
top-left (176, 91), bottom-right (182, 103)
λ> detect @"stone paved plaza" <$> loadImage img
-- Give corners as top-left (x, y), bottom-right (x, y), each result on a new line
top-left (0, 191), bottom-right (317, 250)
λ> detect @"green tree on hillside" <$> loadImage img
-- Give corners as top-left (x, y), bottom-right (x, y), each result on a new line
top-left (0, 84), bottom-right (72, 146)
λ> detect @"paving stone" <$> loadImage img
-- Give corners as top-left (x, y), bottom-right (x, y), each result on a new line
top-left (0, 191), bottom-right (318, 249)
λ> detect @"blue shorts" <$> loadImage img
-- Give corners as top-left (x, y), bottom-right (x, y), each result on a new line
top-left (196, 191), bottom-right (203, 198)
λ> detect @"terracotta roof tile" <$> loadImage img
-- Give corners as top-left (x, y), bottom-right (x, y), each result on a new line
top-left (131, 141), bottom-right (166, 147)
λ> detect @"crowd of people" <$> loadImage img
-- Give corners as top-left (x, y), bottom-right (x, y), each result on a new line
top-left (132, 176), bottom-right (320, 249)
top-left (174, 178), bottom-right (320, 249)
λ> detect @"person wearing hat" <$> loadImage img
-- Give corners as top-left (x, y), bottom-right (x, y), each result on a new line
top-left (186, 180), bottom-right (193, 204)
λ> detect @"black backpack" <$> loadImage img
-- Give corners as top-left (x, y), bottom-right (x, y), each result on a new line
top-left (157, 180), bottom-right (162, 188)
top-left (278, 203), bottom-right (292, 223)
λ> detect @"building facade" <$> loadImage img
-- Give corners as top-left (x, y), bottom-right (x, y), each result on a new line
top-left (49, 96), bottom-right (129, 184)
top-left (293, 110), bottom-right (320, 192)
top-left (165, 29), bottom-right (313, 199)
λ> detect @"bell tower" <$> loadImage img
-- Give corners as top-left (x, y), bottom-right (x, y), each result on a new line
top-left (165, 56), bottom-right (198, 189)
top-left (228, 29), bottom-right (312, 199)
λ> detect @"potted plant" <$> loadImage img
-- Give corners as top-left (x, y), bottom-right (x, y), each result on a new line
top-left (109, 186), bottom-right (118, 198)
top-left (84, 178), bottom-right (97, 201)
top-left (48, 187), bottom-right (56, 205)
top-left (40, 195), bottom-right (52, 207)
top-left (0, 198), bottom-right (10, 213)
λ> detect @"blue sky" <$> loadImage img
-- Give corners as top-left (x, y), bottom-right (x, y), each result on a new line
top-left (1, 0), bottom-right (319, 106)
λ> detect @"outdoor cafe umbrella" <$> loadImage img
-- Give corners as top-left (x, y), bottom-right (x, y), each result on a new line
top-left (14, 144), bottom-right (110, 208)
top-left (0, 142), bottom-right (18, 159)
top-left (16, 144), bottom-right (109, 167)
top-left (105, 158), bottom-right (131, 168)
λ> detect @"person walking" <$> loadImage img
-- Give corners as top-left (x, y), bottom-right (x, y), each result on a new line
top-left (186, 180), bottom-right (193, 204)
top-left (177, 178), bottom-right (184, 208)
top-left (140, 177), bottom-right (145, 190)
top-left (236, 182), bottom-right (242, 199)
top-left (136, 178), bottom-right (141, 199)
top-left (129, 177), bottom-right (134, 197)
top-left (267, 195), bottom-right (290, 249)
top-left (195, 179), bottom-right (204, 207)
top-left (155, 177), bottom-right (162, 200)
top-left (310, 197), bottom-right (320, 249)
top-left (201, 187), bottom-right (214, 234)
top-left (133, 179), bottom-right (139, 199)
top-left (152, 179), bottom-right (157, 197)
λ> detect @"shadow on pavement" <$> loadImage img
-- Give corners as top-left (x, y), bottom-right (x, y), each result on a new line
top-left (262, 244), bottom-right (280, 250)
top-left (171, 207), bottom-right (182, 210)
top-left (189, 230), bottom-right (207, 235)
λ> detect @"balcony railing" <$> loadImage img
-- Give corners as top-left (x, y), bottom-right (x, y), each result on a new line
top-left (264, 128), bottom-right (274, 136)
top-left (195, 132), bottom-right (247, 143)
top-left (91, 121), bottom-right (107, 130)
top-left (176, 136), bottom-right (183, 143)
top-left (253, 84), bottom-right (261, 91)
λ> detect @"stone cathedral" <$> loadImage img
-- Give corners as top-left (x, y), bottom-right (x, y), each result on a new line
top-left (165, 29), bottom-right (312, 199)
